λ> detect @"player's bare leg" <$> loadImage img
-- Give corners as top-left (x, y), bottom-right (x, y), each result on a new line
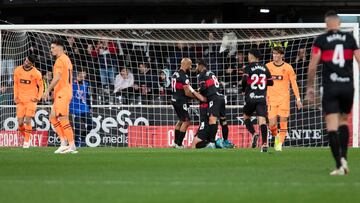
top-left (244, 114), bottom-right (259, 148)
top-left (338, 113), bottom-right (350, 174)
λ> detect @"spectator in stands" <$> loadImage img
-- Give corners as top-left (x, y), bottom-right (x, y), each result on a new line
top-left (169, 43), bottom-right (195, 70)
top-left (295, 47), bottom-right (310, 101)
top-left (70, 69), bottom-right (93, 147)
top-left (97, 39), bottom-right (116, 92)
top-left (86, 43), bottom-right (99, 76)
top-left (114, 67), bottom-right (134, 104)
top-left (66, 37), bottom-right (81, 64)
top-left (0, 83), bottom-right (7, 105)
top-left (203, 32), bottom-right (220, 71)
top-left (40, 70), bottom-right (52, 104)
top-left (224, 62), bottom-right (238, 87)
top-left (1, 32), bottom-right (15, 84)
top-left (0, 82), bottom-right (13, 105)
top-left (235, 51), bottom-right (245, 80)
top-left (133, 62), bottom-right (154, 104)
top-left (154, 68), bottom-right (172, 104)
top-left (43, 70), bottom-right (52, 92)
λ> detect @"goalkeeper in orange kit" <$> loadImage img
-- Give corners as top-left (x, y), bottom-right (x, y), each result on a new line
top-left (266, 47), bottom-right (303, 151)
top-left (14, 55), bottom-right (44, 148)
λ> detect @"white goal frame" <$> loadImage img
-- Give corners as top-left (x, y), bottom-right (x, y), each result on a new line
top-left (0, 23), bottom-right (358, 147)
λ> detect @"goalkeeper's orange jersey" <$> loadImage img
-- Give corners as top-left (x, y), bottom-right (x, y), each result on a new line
top-left (266, 61), bottom-right (300, 106)
top-left (14, 66), bottom-right (44, 103)
top-left (53, 53), bottom-right (73, 98)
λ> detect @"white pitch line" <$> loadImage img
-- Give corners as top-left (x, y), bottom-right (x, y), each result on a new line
top-left (0, 179), bottom-right (359, 187)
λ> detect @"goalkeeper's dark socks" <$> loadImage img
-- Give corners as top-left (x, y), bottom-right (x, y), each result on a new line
top-left (221, 124), bottom-right (229, 141)
top-left (208, 124), bottom-right (218, 143)
top-left (178, 131), bottom-right (186, 146)
top-left (338, 125), bottom-right (349, 160)
top-left (244, 119), bottom-right (255, 135)
top-left (260, 124), bottom-right (268, 144)
top-left (174, 129), bottom-right (180, 145)
top-left (328, 131), bottom-right (341, 169)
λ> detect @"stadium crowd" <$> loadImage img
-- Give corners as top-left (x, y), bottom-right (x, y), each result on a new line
top-left (0, 31), bottom-right (311, 106)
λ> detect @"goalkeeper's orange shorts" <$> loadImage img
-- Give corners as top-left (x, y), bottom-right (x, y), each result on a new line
top-left (268, 102), bottom-right (290, 118)
top-left (53, 94), bottom-right (71, 117)
top-left (16, 102), bottom-right (37, 118)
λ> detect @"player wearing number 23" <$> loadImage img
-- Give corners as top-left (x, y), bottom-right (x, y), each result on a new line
top-left (242, 49), bottom-right (273, 152)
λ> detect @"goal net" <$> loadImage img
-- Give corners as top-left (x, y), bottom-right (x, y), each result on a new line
top-left (0, 24), bottom-right (358, 148)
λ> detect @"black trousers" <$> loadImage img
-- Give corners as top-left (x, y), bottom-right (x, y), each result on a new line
top-left (71, 112), bottom-right (93, 147)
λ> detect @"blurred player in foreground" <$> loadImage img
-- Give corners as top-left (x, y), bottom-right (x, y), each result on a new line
top-left (306, 10), bottom-right (360, 175)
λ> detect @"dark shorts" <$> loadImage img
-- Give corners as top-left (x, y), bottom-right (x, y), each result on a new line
top-left (322, 84), bottom-right (354, 115)
top-left (208, 95), bottom-right (226, 118)
top-left (243, 99), bottom-right (267, 117)
top-left (172, 101), bottom-right (190, 122)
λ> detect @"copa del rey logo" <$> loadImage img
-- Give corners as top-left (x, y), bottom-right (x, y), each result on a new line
top-left (0, 131), bottom-right (48, 147)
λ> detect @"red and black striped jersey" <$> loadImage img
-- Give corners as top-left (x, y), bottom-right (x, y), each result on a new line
top-left (312, 30), bottom-right (358, 85)
top-left (171, 69), bottom-right (190, 102)
top-left (242, 62), bottom-right (273, 102)
top-left (197, 70), bottom-right (221, 99)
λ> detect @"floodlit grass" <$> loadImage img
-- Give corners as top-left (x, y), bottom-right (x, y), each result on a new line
top-left (0, 147), bottom-right (359, 203)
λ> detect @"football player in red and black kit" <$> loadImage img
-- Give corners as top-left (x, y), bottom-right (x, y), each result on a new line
top-left (306, 11), bottom-right (360, 175)
top-left (171, 58), bottom-right (206, 148)
top-left (242, 49), bottom-right (273, 152)
top-left (191, 60), bottom-right (235, 149)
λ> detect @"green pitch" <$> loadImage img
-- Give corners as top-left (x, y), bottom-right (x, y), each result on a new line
top-left (0, 148), bottom-right (359, 203)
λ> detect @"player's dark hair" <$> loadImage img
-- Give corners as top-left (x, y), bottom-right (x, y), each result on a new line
top-left (27, 55), bottom-right (37, 64)
top-left (325, 10), bottom-right (338, 18)
top-left (197, 59), bottom-right (207, 67)
top-left (51, 38), bottom-right (65, 47)
top-left (248, 49), bottom-right (261, 59)
top-left (272, 46), bottom-right (285, 55)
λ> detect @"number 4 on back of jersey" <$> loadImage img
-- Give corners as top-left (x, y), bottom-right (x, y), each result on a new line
top-left (332, 44), bottom-right (345, 68)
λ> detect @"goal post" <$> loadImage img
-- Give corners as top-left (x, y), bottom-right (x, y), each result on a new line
top-left (0, 23), bottom-right (358, 148)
